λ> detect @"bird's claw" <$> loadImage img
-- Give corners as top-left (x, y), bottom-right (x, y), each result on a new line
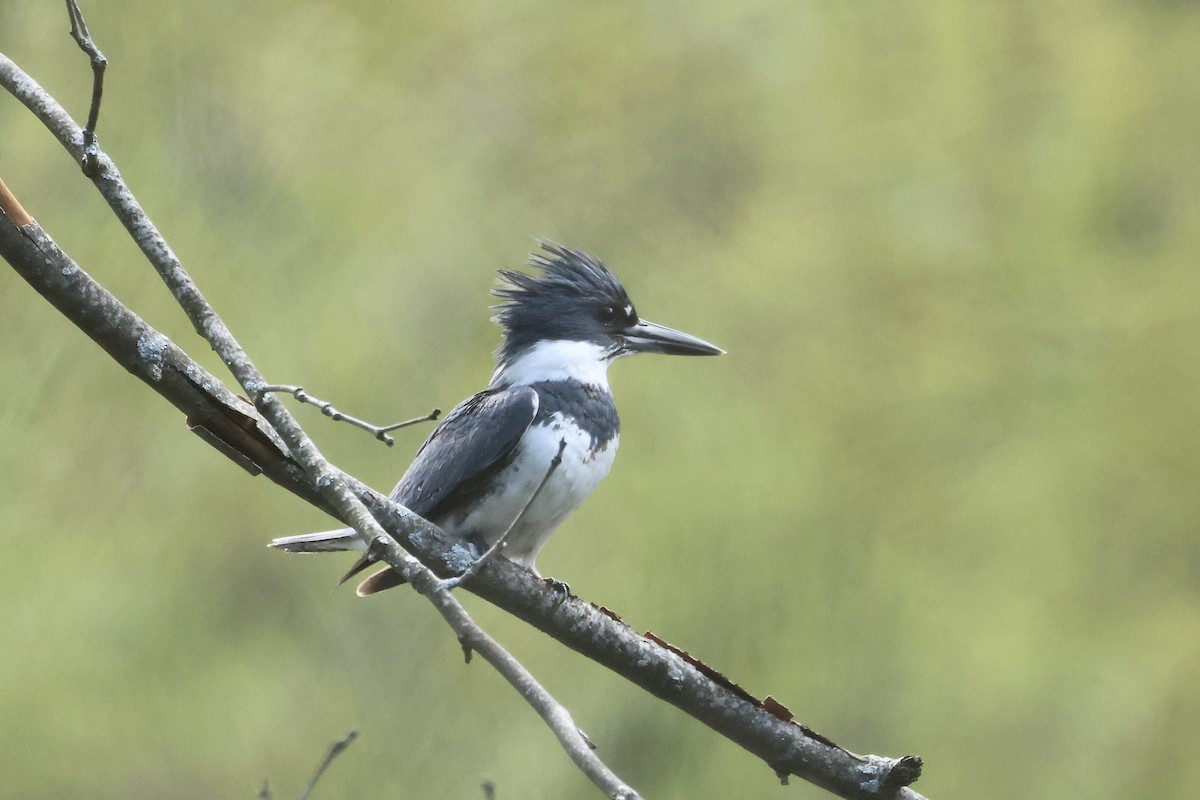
top-left (544, 577), bottom-right (572, 608)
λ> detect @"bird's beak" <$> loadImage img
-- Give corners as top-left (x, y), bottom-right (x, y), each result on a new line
top-left (621, 319), bottom-right (725, 357)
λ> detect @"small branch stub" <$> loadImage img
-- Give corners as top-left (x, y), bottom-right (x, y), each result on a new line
top-left (64, 0), bottom-right (107, 174)
top-left (883, 755), bottom-right (923, 790)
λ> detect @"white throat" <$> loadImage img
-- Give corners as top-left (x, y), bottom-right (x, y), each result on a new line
top-left (490, 339), bottom-right (615, 389)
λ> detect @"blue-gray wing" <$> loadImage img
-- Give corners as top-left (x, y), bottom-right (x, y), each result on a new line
top-left (390, 386), bottom-right (538, 520)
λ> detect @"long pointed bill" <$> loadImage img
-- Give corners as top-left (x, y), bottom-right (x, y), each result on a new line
top-left (621, 319), bottom-right (725, 356)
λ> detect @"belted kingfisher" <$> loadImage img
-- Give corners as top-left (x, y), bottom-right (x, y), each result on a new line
top-left (270, 241), bottom-right (723, 594)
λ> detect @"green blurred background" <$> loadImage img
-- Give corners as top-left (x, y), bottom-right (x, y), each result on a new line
top-left (2, 2), bottom-right (1198, 798)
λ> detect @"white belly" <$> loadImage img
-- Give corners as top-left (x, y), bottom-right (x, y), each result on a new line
top-left (436, 413), bottom-right (618, 571)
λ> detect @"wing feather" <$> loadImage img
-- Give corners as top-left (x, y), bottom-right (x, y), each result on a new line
top-left (390, 387), bottom-right (538, 520)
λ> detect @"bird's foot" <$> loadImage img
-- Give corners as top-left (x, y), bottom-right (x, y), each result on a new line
top-left (543, 576), bottom-right (572, 608)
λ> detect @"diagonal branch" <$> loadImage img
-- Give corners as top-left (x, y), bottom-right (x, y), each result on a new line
top-left (298, 730), bottom-right (358, 800)
top-left (0, 25), bottom-right (928, 800)
top-left (0, 197), bottom-right (926, 800)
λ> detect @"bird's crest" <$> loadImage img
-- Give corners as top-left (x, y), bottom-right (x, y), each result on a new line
top-left (492, 241), bottom-right (635, 367)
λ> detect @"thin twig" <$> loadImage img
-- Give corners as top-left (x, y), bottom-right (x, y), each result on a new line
top-left (258, 384), bottom-right (440, 446)
top-left (438, 437), bottom-right (567, 592)
top-left (298, 730), bottom-right (357, 800)
top-left (64, 0), bottom-right (106, 174)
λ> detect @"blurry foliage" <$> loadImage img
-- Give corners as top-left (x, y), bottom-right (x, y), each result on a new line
top-left (2, 1), bottom-right (1199, 798)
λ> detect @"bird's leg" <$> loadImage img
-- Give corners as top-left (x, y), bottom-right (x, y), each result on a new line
top-left (438, 438), bottom-right (567, 591)
top-left (256, 384), bottom-right (440, 446)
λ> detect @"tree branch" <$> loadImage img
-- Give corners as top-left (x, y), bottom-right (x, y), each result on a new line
top-left (0, 23), bottom-right (928, 800)
top-left (298, 730), bottom-right (358, 800)
top-left (260, 730), bottom-right (359, 800)
top-left (0, 179), bottom-right (925, 800)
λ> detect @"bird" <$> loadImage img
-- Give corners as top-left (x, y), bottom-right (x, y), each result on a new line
top-left (269, 241), bottom-right (723, 595)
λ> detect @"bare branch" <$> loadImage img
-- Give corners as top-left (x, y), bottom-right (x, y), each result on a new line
top-left (259, 731), bottom-right (357, 800)
top-left (258, 383), bottom-right (440, 446)
top-left (298, 731), bottom-right (358, 800)
top-left (0, 205), bottom-right (925, 799)
top-left (0, 15), bottom-right (929, 799)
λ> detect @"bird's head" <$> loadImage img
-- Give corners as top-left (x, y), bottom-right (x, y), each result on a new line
top-left (490, 241), bottom-right (723, 388)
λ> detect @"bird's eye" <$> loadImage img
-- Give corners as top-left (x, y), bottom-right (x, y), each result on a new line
top-left (598, 306), bottom-right (619, 324)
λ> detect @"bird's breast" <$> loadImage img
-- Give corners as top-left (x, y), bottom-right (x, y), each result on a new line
top-left (437, 413), bottom-right (618, 570)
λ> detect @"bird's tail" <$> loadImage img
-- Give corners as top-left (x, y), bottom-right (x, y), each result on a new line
top-left (268, 527), bottom-right (364, 554)
top-left (268, 527), bottom-right (406, 595)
